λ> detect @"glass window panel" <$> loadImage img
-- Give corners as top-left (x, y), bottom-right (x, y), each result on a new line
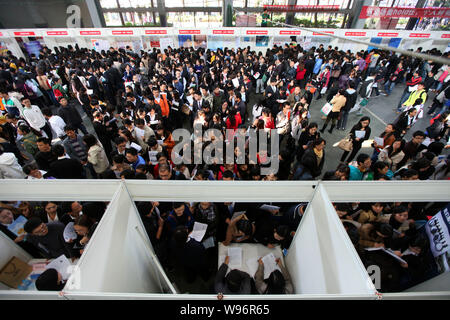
top-left (118, 0), bottom-right (132, 8)
top-left (104, 12), bottom-right (123, 26)
top-left (167, 12), bottom-right (196, 27)
top-left (100, 0), bottom-right (118, 9)
top-left (165, 0), bottom-right (185, 7)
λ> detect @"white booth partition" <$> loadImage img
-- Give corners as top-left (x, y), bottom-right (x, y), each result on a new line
top-left (63, 183), bottom-right (175, 297)
top-left (0, 227), bottom-right (62, 299)
top-left (285, 184), bottom-right (377, 297)
top-left (0, 180), bottom-right (449, 299)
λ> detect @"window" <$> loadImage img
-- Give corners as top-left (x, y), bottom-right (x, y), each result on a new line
top-left (100, 0), bottom-right (118, 9)
top-left (165, 0), bottom-right (185, 7)
top-left (104, 12), bottom-right (123, 26)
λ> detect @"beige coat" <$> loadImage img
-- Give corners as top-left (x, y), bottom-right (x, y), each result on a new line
top-left (330, 94), bottom-right (347, 112)
top-left (378, 149), bottom-right (405, 172)
top-left (88, 143), bottom-right (110, 174)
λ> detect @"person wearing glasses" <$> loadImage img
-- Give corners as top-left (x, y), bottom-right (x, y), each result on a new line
top-left (24, 217), bottom-right (72, 259)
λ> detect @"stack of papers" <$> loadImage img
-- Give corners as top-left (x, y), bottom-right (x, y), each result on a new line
top-left (261, 253), bottom-right (281, 279)
top-left (355, 130), bottom-right (366, 139)
top-left (63, 222), bottom-right (78, 242)
top-left (45, 255), bottom-right (73, 280)
top-left (374, 137), bottom-right (384, 147)
top-left (189, 222), bottom-right (208, 242)
top-left (7, 216), bottom-right (27, 237)
top-left (227, 247), bottom-right (242, 268)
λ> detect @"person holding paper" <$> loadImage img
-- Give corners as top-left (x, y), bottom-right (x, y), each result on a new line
top-left (35, 268), bottom-right (66, 291)
top-left (378, 138), bottom-right (406, 172)
top-left (192, 202), bottom-right (218, 241)
top-left (170, 226), bottom-right (209, 284)
top-left (215, 255), bottom-right (252, 294)
top-left (254, 257), bottom-right (293, 294)
top-left (319, 89), bottom-right (346, 134)
top-left (24, 217), bottom-right (72, 259)
top-left (371, 124), bottom-right (397, 162)
top-left (340, 116), bottom-right (371, 164)
top-left (223, 213), bottom-right (255, 246)
top-left (166, 202), bottom-right (195, 235)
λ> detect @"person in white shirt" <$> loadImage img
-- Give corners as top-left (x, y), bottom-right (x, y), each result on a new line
top-left (20, 98), bottom-right (52, 138)
top-left (42, 107), bottom-right (66, 140)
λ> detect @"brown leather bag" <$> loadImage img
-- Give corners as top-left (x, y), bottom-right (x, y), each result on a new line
top-left (337, 135), bottom-right (353, 151)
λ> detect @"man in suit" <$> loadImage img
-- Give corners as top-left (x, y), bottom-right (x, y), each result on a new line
top-left (234, 92), bottom-right (246, 120)
top-left (57, 97), bottom-right (88, 135)
top-left (48, 144), bottom-right (84, 179)
top-left (126, 92), bottom-right (144, 110)
top-left (35, 137), bottom-right (58, 171)
top-left (395, 108), bottom-right (418, 137)
top-left (264, 77), bottom-right (279, 115)
top-left (92, 111), bottom-right (113, 158)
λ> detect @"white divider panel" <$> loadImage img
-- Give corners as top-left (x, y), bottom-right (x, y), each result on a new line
top-left (0, 231), bottom-right (62, 299)
top-left (0, 231), bottom-right (32, 271)
top-left (285, 200), bottom-right (327, 293)
top-left (285, 185), bottom-right (377, 295)
top-left (322, 181), bottom-right (450, 203)
top-left (64, 183), bottom-right (174, 296)
top-left (0, 179), bottom-right (119, 202)
top-left (125, 180), bottom-right (317, 202)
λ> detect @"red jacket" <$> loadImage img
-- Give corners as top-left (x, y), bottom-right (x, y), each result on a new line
top-left (296, 67), bottom-right (306, 81)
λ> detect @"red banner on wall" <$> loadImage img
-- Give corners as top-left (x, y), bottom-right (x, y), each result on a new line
top-left (247, 30), bottom-right (268, 35)
top-left (280, 30), bottom-right (301, 35)
top-left (80, 31), bottom-right (101, 35)
top-left (441, 34), bottom-right (450, 39)
top-left (213, 30), bottom-right (234, 35)
top-left (112, 30), bottom-right (133, 35)
top-left (409, 33), bottom-right (431, 38)
top-left (360, 6), bottom-right (450, 19)
top-left (46, 31), bottom-right (69, 36)
top-left (145, 30), bottom-right (167, 35)
top-left (312, 31), bottom-right (334, 36)
top-left (345, 32), bottom-right (366, 37)
top-left (377, 32), bottom-right (399, 37)
top-left (179, 30), bottom-right (201, 34)
top-left (150, 41), bottom-right (160, 47)
top-left (14, 31), bottom-right (35, 36)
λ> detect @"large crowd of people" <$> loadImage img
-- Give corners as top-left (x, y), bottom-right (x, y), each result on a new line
top-left (0, 40), bottom-right (449, 293)
top-left (0, 42), bottom-right (449, 181)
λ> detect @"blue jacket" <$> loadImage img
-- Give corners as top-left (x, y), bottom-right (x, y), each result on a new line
top-left (131, 155), bottom-right (146, 171)
top-left (167, 207), bottom-right (195, 233)
top-left (313, 59), bottom-right (323, 75)
top-left (349, 165), bottom-right (364, 181)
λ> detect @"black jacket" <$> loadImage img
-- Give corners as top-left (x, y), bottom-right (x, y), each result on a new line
top-left (48, 158), bottom-right (84, 179)
top-left (58, 105), bottom-right (83, 126)
top-left (343, 88), bottom-right (358, 112)
top-left (35, 150), bottom-right (57, 171)
top-left (300, 147), bottom-right (325, 179)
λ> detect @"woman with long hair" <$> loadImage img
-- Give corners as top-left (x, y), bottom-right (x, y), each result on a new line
top-left (378, 138), bottom-right (406, 172)
top-left (82, 134), bottom-right (110, 177)
top-left (255, 256), bottom-right (294, 294)
top-left (340, 116), bottom-right (371, 164)
top-left (371, 123), bottom-right (397, 162)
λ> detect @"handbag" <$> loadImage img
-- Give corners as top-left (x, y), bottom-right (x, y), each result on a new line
top-left (181, 104), bottom-right (191, 115)
top-left (321, 102), bottom-right (332, 116)
top-left (336, 135), bottom-right (353, 151)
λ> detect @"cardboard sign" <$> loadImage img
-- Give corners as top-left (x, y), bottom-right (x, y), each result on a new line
top-left (0, 257), bottom-right (32, 289)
